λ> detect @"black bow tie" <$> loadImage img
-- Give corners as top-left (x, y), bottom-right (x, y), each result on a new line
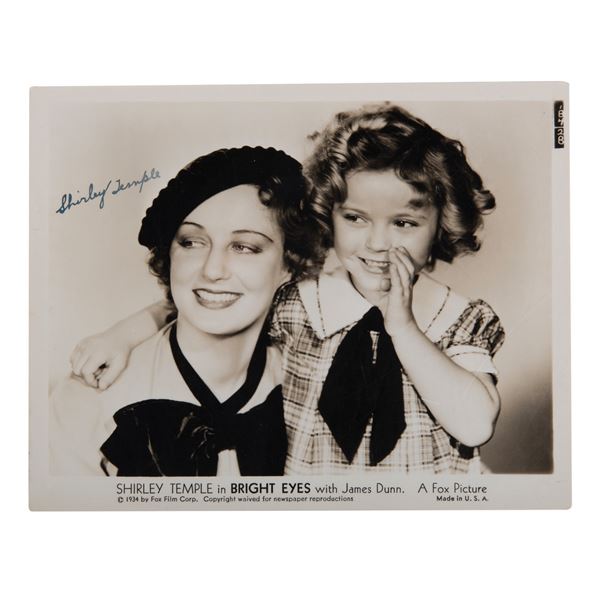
top-left (318, 306), bottom-right (406, 466)
top-left (100, 324), bottom-right (287, 476)
top-left (100, 393), bottom-right (286, 476)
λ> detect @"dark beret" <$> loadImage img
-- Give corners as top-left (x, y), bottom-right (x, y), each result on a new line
top-left (138, 146), bottom-right (305, 249)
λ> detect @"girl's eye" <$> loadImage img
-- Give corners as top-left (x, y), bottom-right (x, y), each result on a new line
top-left (231, 242), bottom-right (261, 254)
top-left (393, 219), bottom-right (416, 228)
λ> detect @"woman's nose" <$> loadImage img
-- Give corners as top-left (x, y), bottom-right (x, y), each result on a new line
top-left (201, 247), bottom-right (229, 281)
top-left (366, 223), bottom-right (390, 252)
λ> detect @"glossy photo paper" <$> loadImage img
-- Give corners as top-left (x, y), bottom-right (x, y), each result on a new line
top-left (29, 83), bottom-right (570, 510)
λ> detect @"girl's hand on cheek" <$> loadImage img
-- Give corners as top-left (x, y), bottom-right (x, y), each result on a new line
top-left (383, 247), bottom-right (418, 335)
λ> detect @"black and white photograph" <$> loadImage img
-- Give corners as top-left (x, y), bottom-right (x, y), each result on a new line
top-left (29, 83), bottom-right (570, 509)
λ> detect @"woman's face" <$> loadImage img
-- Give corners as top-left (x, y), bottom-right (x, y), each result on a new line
top-left (332, 169), bottom-right (439, 304)
top-left (170, 185), bottom-right (289, 337)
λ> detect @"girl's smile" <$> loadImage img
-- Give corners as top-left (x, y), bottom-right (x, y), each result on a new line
top-left (332, 169), bottom-right (439, 303)
top-left (358, 256), bottom-right (391, 274)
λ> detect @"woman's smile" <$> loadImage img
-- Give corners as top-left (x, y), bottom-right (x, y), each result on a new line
top-left (193, 288), bottom-right (243, 309)
top-left (170, 185), bottom-right (290, 337)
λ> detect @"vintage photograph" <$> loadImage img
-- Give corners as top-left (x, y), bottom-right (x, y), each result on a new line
top-left (30, 83), bottom-right (570, 509)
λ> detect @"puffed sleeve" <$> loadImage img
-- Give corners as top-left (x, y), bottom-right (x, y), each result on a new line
top-left (439, 299), bottom-right (505, 379)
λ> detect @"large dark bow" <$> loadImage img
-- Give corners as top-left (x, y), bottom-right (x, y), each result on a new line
top-left (101, 323), bottom-right (287, 476)
top-left (101, 393), bottom-right (286, 476)
top-left (318, 306), bottom-right (406, 465)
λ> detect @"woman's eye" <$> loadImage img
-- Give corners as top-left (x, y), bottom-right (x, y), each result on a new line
top-left (177, 237), bottom-right (208, 249)
top-left (231, 242), bottom-right (261, 254)
top-left (343, 213), bottom-right (366, 224)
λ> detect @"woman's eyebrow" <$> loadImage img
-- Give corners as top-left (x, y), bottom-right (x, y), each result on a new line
top-left (233, 229), bottom-right (274, 243)
top-left (179, 221), bottom-right (204, 229)
top-left (338, 204), bottom-right (367, 214)
top-left (179, 223), bottom-right (275, 244)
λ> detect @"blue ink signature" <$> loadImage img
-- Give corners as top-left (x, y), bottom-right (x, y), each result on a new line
top-left (112, 167), bottom-right (161, 197)
top-left (56, 168), bottom-right (160, 215)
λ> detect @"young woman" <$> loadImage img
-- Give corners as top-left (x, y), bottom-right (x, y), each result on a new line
top-left (50, 146), bottom-right (318, 476)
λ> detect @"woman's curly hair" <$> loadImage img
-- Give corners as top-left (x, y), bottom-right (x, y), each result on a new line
top-left (140, 147), bottom-right (320, 317)
top-left (304, 102), bottom-right (496, 265)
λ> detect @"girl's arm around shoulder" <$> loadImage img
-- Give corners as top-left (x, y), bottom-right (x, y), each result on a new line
top-left (71, 300), bottom-right (171, 390)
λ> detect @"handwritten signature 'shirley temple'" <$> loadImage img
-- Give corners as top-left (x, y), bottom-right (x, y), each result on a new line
top-left (55, 168), bottom-right (160, 215)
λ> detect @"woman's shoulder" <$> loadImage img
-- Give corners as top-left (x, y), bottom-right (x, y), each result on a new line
top-left (49, 373), bottom-right (110, 475)
top-left (128, 323), bottom-right (173, 368)
top-left (240, 344), bottom-right (283, 415)
top-left (70, 325), bottom-right (174, 418)
top-left (50, 375), bottom-right (105, 430)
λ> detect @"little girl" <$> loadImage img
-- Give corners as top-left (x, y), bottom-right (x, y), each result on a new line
top-left (71, 103), bottom-right (504, 474)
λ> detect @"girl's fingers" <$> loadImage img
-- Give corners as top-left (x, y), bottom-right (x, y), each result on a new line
top-left (393, 247), bottom-right (416, 278)
top-left (81, 366), bottom-right (99, 388)
top-left (80, 354), bottom-right (107, 388)
top-left (97, 355), bottom-right (127, 391)
top-left (71, 348), bottom-right (88, 377)
top-left (71, 341), bottom-right (97, 376)
top-left (388, 253), bottom-right (403, 292)
top-left (389, 249), bottom-right (413, 291)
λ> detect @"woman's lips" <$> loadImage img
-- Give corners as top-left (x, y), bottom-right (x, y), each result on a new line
top-left (358, 256), bottom-right (390, 274)
top-left (193, 288), bottom-right (242, 309)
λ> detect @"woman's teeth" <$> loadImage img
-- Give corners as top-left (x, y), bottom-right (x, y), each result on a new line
top-left (196, 290), bottom-right (238, 301)
top-left (193, 289), bottom-right (241, 308)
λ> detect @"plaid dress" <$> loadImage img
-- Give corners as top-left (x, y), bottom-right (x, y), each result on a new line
top-left (270, 272), bottom-right (505, 475)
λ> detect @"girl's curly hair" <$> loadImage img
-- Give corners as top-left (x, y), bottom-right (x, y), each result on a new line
top-left (304, 103), bottom-right (496, 266)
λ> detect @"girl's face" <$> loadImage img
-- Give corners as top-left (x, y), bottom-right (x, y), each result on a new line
top-left (332, 169), bottom-right (439, 303)
top-left (170, 185), bottom-right (289, 337)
